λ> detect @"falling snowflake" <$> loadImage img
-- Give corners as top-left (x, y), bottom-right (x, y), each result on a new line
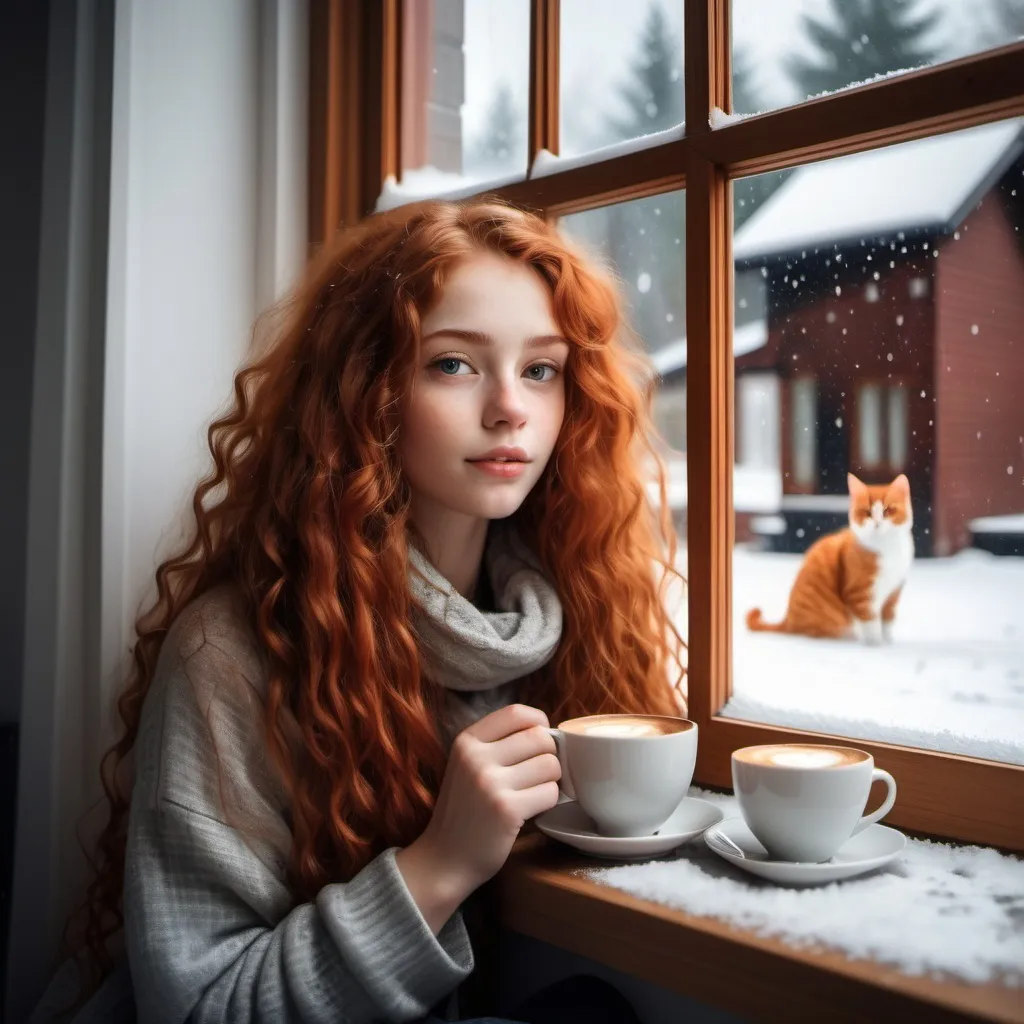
top-left (637, 272), bottom-right (652, 294)
top-left (971, 324), bottom-right (979, 335)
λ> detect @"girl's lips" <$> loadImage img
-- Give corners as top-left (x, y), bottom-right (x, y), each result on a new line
top-left (468, 459), bottom-right (528, 478)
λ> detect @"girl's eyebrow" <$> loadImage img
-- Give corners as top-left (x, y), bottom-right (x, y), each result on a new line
top-left (421, 328), bottom-right (569, 348)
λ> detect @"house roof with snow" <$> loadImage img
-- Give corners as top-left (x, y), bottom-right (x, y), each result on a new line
top-left (651, 318), bottom-right (768, 378)
top-left (733, 119), bottom-right (1024, 265)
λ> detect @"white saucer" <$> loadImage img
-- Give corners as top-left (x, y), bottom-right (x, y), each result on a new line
top-left (704, 816), bottom-right (907, 886)
top-left (536, 797), bottom-right (724, 861)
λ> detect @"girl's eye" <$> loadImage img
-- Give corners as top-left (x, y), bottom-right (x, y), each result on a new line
top-left (434, 357), bottom-right (468, 375)
top-left (526, 364), bottom-right (558, 382)
top-left (431, 358), bottom-right (560, 381)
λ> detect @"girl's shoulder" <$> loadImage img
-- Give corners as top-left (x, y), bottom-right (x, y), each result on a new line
top-left (159, 583), bottom-right (271, 708)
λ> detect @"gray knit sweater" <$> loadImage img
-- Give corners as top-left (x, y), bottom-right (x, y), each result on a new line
top-left (29, 524), bottom-right (563, 1024)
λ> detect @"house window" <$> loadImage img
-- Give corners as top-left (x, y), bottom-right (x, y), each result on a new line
top-left (887, 385), bottom-right (909, 469)
top-left (790, 377), bottom-right (817, 486)
top-left (858, 383), bottom-right (908, 472)
top-left (858, 383), bottom-right (884, 467)
top-left (738, 374), bottom-right (779, 470)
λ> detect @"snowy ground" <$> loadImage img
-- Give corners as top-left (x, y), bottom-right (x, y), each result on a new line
top-left (718, 546), bottom-right (1024, 765)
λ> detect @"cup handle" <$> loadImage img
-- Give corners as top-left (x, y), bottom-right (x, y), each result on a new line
top-left (851, 768), bottom-right (897, 836)
top-left (546, 727), bottom-right (576, 801)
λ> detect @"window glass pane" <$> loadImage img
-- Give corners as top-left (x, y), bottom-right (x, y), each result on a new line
top-left (731, 119), bottom-right (1024, 767)
top-left (559, 191), bottom-right (688, 592)
top-left (731, 0), bottom-right (1024, 115)
top-left (858, 383), bottom-right (883, 466)
top-left (399, 0), bottom-right (529, 196)
top-left (888, 384), bottom-right (910, 468)
top-left (561, 193), bottom-right (686, 358)
top-left (559, 1), bottom-right (683, 159)
top-left (791, 378), bottom-right (818, 486)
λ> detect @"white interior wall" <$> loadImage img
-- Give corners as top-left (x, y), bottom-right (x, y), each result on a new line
top-left (7, 1), bottom-right (308, 1016)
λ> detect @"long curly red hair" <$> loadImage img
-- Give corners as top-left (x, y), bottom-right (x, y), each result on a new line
top-left (65, 198), bottom-right (686, 1000)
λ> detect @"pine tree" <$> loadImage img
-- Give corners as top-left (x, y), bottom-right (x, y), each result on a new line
top-left (731, 45), bottom-right (760, 116)
top-left (732, 46), bottom-right (789, 232)
top-left (597, 3), bottom-right (685, 355)
top-left (465, 81), bottom-right (525, 177)
top-left (786, 0), bottom-right (943, 98)
top-left (607, 2), bottom-right (684, 138)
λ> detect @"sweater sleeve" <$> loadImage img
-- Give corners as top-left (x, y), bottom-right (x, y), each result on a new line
top-left (123, 589), bottom-right (473, 1023)
top-left (125, 803), bottom-right (472, 1023)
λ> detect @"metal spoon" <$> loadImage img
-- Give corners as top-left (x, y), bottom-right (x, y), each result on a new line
top-left (709, 828), bottom-right (747, 859)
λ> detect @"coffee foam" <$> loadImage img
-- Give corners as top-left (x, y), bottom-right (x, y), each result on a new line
top-left (561, 715), bottom-right (685, 738)
top-left (734, 744), bottom-right (866, 768)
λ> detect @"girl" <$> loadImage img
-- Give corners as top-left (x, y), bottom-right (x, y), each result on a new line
top-left (33, 199), bottom-right (686, 1023)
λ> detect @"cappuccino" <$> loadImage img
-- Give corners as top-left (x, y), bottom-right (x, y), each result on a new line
top-left (733, 744), bottom-right (866, 769)
top-left (561, 715), bottom-right (688, 739)
top-left (731, 743), bottom-right (897, 862)
top-left (548, 715), bottom-right (697, 836)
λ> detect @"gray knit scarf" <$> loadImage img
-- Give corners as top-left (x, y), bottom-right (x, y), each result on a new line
top-left (407, 519), bottom-right (563, 744)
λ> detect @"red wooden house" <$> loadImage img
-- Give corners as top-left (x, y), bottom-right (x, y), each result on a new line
top-left (658, 119), bottom-right (1024, 558)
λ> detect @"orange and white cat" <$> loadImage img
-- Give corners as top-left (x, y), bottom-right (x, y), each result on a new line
top-left (747, 473), bottom-right (914, 644)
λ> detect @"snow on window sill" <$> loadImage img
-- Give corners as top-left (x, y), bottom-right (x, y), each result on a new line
top-left (530, 123), bottom-right (686, 179)
top-left (375, 166), bottom-right (528, 213)
top-left (374, 125), bottom-right (688, 211)
top-left (709, 106), bottom-right (761, 129)
top-left (584, 784), bottom-right (1024, 987)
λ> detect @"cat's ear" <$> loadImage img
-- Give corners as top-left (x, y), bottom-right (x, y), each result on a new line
top-left (889, 473), bottom-right (911, 498)
top-left (847, 472), bottom-right (867, 496)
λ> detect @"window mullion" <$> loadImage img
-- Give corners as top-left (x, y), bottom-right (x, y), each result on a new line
top-left (685, 0), bottom-right (733, 738)
top-left (528, 0), bottom-right (560, 169)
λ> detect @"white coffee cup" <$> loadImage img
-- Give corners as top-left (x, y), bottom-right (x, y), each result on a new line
top-left (731, 743), bottom-right (897, 863)
top-left (547, 714), bottom-right (697, 837)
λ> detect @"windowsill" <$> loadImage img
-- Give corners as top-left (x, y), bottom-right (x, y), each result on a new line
top-left (498, 831), bottom-right (1023, 1024)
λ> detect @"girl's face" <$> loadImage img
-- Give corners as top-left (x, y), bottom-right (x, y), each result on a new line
top-left (401, 251), bottom-right (570, 529)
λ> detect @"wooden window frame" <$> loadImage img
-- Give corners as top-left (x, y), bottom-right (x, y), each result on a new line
top-left (309, 0), bottom-right (1024, 853)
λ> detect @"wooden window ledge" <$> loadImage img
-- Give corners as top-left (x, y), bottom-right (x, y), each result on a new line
top-left (497, 832), bottom-right (1023, 1024)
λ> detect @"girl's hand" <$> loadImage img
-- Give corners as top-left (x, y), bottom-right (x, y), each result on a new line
top-left (396, 703), bottom-right (560, 931)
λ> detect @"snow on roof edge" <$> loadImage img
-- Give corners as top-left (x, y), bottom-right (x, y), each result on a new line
top-left (733, 120), bottom-right (1024, 266)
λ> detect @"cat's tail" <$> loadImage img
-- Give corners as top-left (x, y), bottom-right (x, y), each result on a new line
top-left (746, 608), bottom-right (787, 633)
